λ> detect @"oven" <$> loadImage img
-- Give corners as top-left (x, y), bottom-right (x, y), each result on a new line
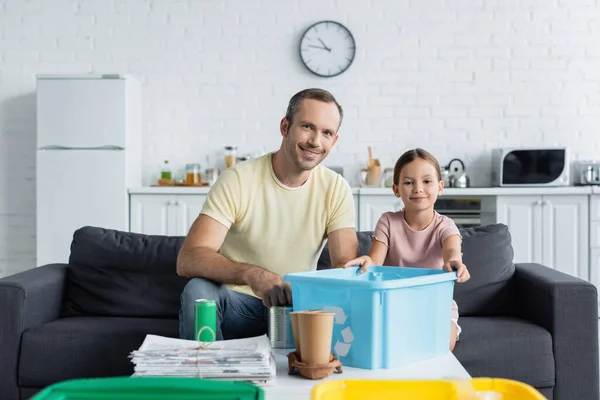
top-left (435, 197), bottom-right (495, 229)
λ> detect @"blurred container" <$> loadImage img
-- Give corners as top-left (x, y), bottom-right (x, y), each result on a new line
top-left (160, 160), bottom-right (172, 180)
top-left (206, 168), bottom-right (220, 186)
top-left (311, 378), bottom-right (546, 400)
top-left (31, 376), bottom-right (264, 400)
top-left (185, 163), bottom-right (201, 185)
top-left (382, 168), bottom-right (394, 187)
top-left (224, 146), bottom-right (237, 168)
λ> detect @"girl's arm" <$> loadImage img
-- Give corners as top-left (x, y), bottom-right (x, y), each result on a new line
top-left (442, 235), bottom-right (470, 283)
top-left (442, 235), bottom-right (462, 263)
top-left (368, 240), bottom-right (388, 266)
top-left (358, 240), bottom-right (389, 274)
top-left (342, 240), bottom-right (389, 273)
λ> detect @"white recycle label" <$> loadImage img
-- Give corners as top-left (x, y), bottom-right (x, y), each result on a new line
top-left (341, 326), bottom-right (354, 342)
top-left (334, 341), bottom-right (351, 357)
top-left (324, 305), bottom-right (353, 358)
top-left (324, 306), bottom-right (347, 324)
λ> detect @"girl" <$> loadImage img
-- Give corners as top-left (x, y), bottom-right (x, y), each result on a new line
top-left (344, 148), bottom-right (470, 351)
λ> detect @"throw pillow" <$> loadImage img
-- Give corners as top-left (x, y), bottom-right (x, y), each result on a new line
top-left (454, 223), bottom-right (516, 316)
top-left (61, 226), bottom-right (189, 319)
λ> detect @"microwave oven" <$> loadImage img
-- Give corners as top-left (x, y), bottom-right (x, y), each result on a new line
top-left (491, 148), bottom-right (570, 187)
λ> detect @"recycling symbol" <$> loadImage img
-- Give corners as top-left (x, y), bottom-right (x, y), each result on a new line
top-left (324, 306), bottom-right (353, 357)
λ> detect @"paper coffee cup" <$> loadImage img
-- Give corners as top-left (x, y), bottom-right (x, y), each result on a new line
top-left (291, 310), bottom-right (324, 360)
top-left (298, 311), bottom-right (335, 366)
top-left (290, 312), bottom-right (301, 357)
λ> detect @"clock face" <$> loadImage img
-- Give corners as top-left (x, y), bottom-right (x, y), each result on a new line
top-left (299, 21), bottom-right (356, 78)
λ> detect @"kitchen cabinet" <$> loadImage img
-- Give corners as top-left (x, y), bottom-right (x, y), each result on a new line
top-left (588, 196), bottom-right (600, 313)
top-left (358, 194), bottom-right (404, 232)
top-left (130, 194), bottom-right (207, 236)
top-left (128, 187), bottom-right (595, 284)
top-left (590, 248), bottom-right (600, 315)
top-left (353, 193), bottom-right (360, 228)
top-left (130, 194), bottom-right (174, 236)
top-left (176, 196), bottom-right (207, 235)
top-left (496, 195), bottom-right (589, 280)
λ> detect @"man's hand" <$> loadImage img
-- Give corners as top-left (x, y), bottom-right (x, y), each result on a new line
top-left (342, 255), bottom-right (373, 274)
top-left (245, 268), bottom-right (292, 307)
top-left (444, 259), bottom-right (470, 283)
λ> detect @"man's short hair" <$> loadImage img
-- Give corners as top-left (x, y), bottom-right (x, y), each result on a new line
top-left (285, 88), bottom-right (343, 127)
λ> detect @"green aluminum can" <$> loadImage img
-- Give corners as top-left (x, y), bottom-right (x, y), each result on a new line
top-left (194, 299), bottom-right (217, 342)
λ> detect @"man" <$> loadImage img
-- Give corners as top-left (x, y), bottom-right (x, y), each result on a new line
top-left (177, 88), bottom-right (359, 341)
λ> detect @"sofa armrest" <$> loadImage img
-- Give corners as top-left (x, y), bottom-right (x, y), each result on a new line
top-left (514, 263), bottom-right (599, 400)
top-left (0, 264), bottom-right (67, 400)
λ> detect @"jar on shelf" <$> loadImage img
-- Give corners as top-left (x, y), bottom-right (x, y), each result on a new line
top-left (382, 168), bottom-right (394, 187)
top-left (161, 160), bottom-right (172, 180)
top-left (205, 168), bottom-right (220, 186)
top-left (224, 146), bottom-right (238, 168)
top-left (185, 163), bottom-right (202, 185)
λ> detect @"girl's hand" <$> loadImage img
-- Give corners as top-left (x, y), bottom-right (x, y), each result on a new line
top-left (444, 259), bottom-right (470, 283)
top-left (342, 255), bottom-right (373, 274)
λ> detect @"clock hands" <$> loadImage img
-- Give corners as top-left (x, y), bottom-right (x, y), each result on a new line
top-left (317, 38), bottom-right (331, 52)
top-left (307, 44), bottom-right (331, 52)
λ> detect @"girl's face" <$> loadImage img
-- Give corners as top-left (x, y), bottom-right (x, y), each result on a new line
top-left (392, 158), bottom-right (443, 212)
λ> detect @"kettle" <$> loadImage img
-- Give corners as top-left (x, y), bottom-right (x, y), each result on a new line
top-left (447, 158), bottom-right (470, 188)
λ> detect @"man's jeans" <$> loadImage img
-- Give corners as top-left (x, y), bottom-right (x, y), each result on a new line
top-left (179, 278), bottom-right (268, 341)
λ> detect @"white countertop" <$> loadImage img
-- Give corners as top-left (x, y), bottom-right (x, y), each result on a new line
top-left (129, 186), bottom-right (212, 194)
top-left (129, 186), bottom-right (360, 195)
top-left (359, 186), bottom-right (594, 196)
top-left (263, 349), bottom-right (470, 400)
top-left (129, 186), bottom-right (595, 196)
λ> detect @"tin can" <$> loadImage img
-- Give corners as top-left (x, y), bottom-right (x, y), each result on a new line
top-left (268, 306), bottom-right (295, 349)
top-left (194, 299), bottom-right (217, 342)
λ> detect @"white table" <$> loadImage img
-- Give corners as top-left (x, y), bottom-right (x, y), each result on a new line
top-left (263, 349), bottom-right (471, 399)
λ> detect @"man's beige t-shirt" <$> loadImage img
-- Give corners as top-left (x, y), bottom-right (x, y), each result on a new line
top-left (200, 152), bottom-right (356, 298)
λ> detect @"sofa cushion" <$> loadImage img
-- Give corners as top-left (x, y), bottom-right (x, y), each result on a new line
top-left (453, 316), bottom-right (555, 389)
top-left (61, 226), bottom-right (189, 318)
top-left (454, 224), bottom-right (516, 316)
top-left (18, 316), bottom-right (179, 388)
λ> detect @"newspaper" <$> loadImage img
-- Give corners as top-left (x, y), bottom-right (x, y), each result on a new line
top-left (129, 334), bottom-right (276, 385)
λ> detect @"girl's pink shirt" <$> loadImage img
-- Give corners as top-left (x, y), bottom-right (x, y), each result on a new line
top-left (373, 209), bottom-right (461, 318)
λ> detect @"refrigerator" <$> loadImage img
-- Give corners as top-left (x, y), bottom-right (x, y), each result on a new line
top-left (36, 74), bottom-right (142, 266)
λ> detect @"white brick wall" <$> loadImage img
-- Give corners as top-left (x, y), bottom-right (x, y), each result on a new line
top-left (1, 0), bottom-right (599, 276)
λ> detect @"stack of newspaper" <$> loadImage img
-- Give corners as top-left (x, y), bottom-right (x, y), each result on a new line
top-left (129, 334), bottom-right (276, 385)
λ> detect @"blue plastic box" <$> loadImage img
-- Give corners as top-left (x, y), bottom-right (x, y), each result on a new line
top-left (283, 266), bottom-right (457, 370)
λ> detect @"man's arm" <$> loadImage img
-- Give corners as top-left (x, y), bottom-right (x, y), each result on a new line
top-left (327, 227), bottom-right (359, 268)
top-left (177, 214), bottom-right (254, 284)
top-left (176, 214), bottom-right (292, 306)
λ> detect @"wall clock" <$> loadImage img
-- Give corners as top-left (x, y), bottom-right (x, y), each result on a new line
top-left (299, 20), bottom-right (356, 78)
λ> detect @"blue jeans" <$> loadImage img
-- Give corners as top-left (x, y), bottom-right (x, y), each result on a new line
top-left (179, 278), bottom-right (268, 341)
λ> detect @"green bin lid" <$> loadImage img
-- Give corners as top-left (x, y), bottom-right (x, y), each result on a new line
top-left (31, 376), bottom-right (264, 400)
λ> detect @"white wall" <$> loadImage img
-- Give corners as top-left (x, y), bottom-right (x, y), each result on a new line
top-left (1, 0), bottom-right (599, 276)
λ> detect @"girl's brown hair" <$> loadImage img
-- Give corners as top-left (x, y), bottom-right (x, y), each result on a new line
top-left (393, 148), bottom-right (442, 186)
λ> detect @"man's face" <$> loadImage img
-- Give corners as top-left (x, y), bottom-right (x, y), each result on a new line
top-left (280, 99), bottom-right (340, 171)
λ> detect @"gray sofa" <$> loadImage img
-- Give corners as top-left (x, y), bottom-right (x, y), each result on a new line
top-left (0, 224), bottom-right (598, 400)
